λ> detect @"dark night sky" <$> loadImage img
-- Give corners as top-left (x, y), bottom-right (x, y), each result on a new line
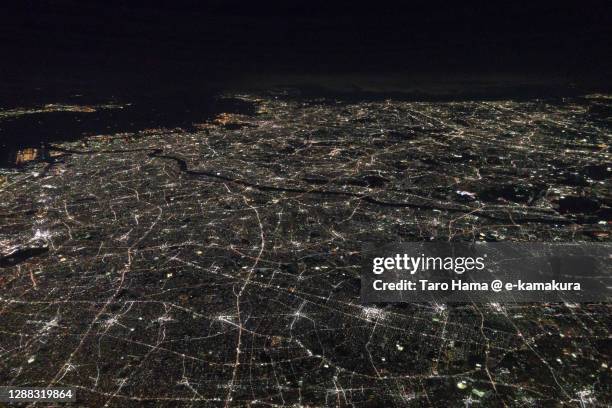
top-left (2, 1), bottom-right (611, 82)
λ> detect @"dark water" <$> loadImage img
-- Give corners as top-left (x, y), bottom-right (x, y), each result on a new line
top-left (0, 84), bottom-right (256, 167)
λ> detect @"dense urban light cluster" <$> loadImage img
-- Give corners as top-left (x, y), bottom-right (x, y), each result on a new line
top-left (0, 91), bottom-right (610, 406)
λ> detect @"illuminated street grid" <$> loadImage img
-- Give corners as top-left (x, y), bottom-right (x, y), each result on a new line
top-left (0, 92), bottom-right (610, 406)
